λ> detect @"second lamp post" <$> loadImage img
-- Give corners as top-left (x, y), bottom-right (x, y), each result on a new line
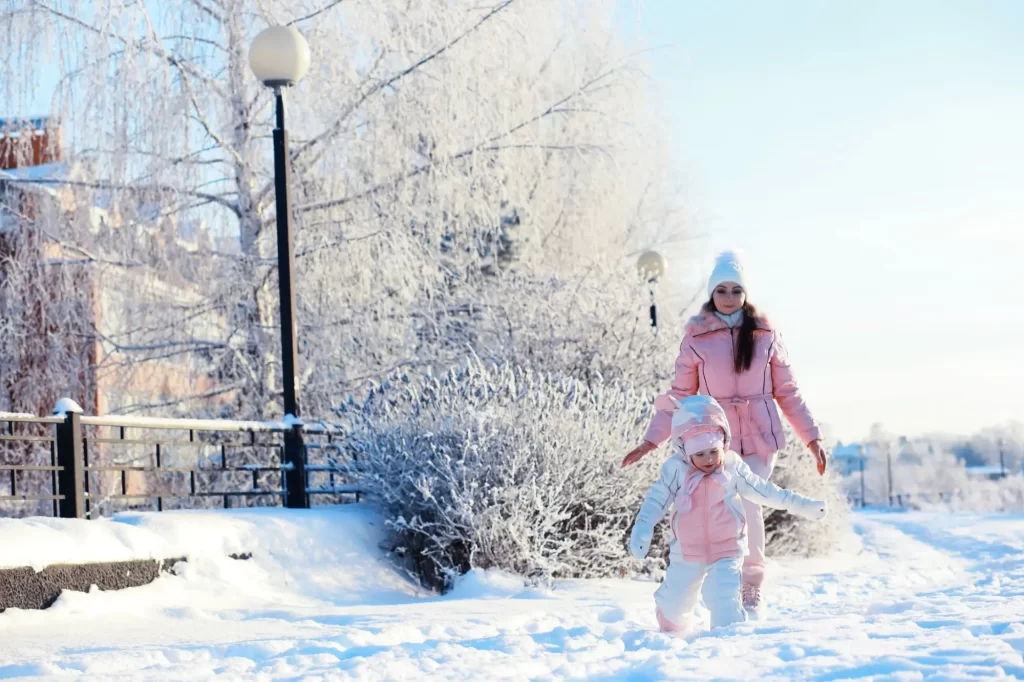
top-left (636, 250), bottom-right (667, 329)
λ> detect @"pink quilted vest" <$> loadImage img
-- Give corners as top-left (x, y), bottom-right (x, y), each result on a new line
top-left (671, 473), bottom-right (745, 563)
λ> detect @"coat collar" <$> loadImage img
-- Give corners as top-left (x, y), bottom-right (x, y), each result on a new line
top-left (684, 309), bottom-right (774, 336)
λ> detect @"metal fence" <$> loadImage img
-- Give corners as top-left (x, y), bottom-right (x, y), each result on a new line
top-left (845, 491), bottom-right (958, 509)
top-left (0, 401), bottom-right (357, 519)
top-left (839, 453), bottom-right (1021, 509)
top-left (842, 457), bottom-right (960, 509)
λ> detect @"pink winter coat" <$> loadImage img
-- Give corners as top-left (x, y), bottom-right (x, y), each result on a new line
top-left (629, 395), bottom-right (828, 565)
top-left (644, 310), bottom-right (821, 459)
top-left (632, 450), bottom-right (828, 564)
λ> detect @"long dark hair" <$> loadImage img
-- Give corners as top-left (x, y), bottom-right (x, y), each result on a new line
top-left (703, 299), bottom-right (759, 373)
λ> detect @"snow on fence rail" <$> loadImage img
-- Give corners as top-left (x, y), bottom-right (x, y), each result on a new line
top-left (0, 400), bottom-right (359, 519)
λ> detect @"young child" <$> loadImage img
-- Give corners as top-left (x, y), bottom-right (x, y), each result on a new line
top-left (629, 395), bottom-right (828, 633)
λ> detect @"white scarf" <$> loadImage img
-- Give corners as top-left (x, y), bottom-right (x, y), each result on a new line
top-left (714, 310), bottom-right (743, 328)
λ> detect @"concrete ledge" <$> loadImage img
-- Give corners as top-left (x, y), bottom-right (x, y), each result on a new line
top-left (0, 557), bottom-right (184, 612)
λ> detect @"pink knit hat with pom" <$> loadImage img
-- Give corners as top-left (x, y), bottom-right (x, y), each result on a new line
top-left (670, 395), bottom-right (731, 457)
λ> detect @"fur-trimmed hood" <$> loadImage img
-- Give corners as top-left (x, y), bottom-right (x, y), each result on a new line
top-left (683, 308), bottom-right (774, 337)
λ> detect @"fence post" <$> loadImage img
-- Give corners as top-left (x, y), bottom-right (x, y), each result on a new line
top-left (54, 400), bottom-right (85, 519)
top-left (886, 447), bottom-right (893, 507)
top-left (283, 423), bottom-right (308, 509)
top-left (858, 445), bottom-right (866, 508)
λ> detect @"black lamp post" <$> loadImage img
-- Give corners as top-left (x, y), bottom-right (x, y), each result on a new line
top-left (636, 250), bottom-right (667, 329)
top-left (249, 26), bottom-right (311, 508)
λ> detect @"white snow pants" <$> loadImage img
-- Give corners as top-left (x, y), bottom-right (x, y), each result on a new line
top-left (654, 552), bottom-right (746, 632)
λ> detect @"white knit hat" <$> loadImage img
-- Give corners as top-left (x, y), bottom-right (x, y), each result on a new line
top-left (707, 250), bottom-right (747, 299)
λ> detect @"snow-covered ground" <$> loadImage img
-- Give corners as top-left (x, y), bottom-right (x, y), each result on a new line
top-left (1, 506), bottom-right (1022, 681)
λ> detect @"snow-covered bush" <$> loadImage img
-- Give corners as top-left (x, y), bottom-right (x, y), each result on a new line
top-left (849, 449), bottom-right (1024, 512)
top-left (339, 362), bottom-right (668, 591)
top-left (342, 364), bottom-right (852, 589)
top-left (954, 477), bottom-right (1024, 512)
top-left (764, 430), bottom-right (851, 558)
top-left (839, 440), bottom-right (1024, 509)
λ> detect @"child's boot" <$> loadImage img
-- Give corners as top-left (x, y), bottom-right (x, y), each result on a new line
top-left (656, 608), bottom-right (697, 634)
top-left (742, 583), bottom-right (764, 619)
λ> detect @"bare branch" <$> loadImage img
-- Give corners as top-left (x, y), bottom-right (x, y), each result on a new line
top-left (279, 64), bottom-right (623, 222)
top-left (287, 0), bottom-right (516, 170)
top-left (161, 35), bottom-right (227, 51)
top-left (99, 338), bottom-right (227, 354)
top-left (288, 0), bottom-right (346, 26)
top-left (7, 178), bottom-right (241, 216)
top-left (111, 384), bottom-right (243, 416)
top-left (28, 0), bottom-right (231, 102)
top-left (184, 0), bottom-right (224, 25)
top-left (485, 67), bottom-right (624, 145)
top-left (288, 142), bottom-right (596, 218)
top-left (136, 7), bottom-right (245, 167)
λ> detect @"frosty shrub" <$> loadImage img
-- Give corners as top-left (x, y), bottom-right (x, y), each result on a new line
top-left (339, 362), bottom-right (669, 591)
top-left (764, 429), bottom-right (851, 557)
top-left (949, 477), bottom-right (1024, 512)
top-left (850, 448), bottom-right (1024, 512)
top-left (910, 475), bottom-right (1024, 512)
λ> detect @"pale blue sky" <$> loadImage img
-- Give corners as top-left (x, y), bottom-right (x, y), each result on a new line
top-left (628, 0), bottom-right (1024, 441)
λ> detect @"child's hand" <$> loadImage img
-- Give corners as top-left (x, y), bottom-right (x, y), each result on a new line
top-left (629, 531), bottom-right (651, 560)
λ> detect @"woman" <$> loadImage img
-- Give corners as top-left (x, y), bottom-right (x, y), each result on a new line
top-left (622, 250), bottom-right (827, 616)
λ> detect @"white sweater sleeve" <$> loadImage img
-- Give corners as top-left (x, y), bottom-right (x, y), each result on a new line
top-left (733, 458), bottom-right (828, 520)
top-left (629, 457), bottom-right (684, 557)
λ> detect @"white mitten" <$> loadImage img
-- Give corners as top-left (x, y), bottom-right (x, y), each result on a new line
top-left (800, 499), bottom-right (828, 521)
top-left (629, 530), bottom-right (651, 560)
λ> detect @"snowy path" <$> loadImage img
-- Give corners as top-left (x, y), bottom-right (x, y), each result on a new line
top-left (1, 509), bottom-right (1023, 681)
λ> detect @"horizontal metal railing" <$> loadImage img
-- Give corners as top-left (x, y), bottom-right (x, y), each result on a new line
top-left (0, 401), bottom-right (357, 519)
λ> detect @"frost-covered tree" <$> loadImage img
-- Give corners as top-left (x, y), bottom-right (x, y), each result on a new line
top-left (0, 173), bottom-right (99, 415)
top-left (964, 424), bottom-right (1024, 473)
top-left (1, 0), bottom-right (691, 420)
